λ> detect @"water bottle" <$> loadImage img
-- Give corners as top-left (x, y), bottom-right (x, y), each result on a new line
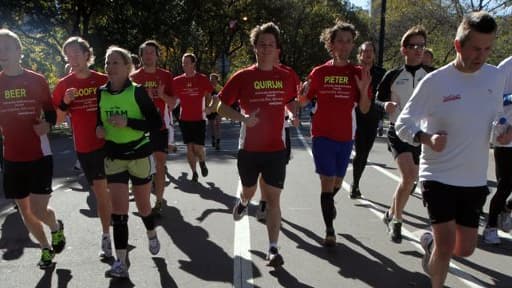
top-left (503, 93), bottom-right (512, 106)
top-left (493, 116), bottom-right (508, 142)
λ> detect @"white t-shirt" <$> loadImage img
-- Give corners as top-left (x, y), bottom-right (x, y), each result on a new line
top-left (496, 56), bottom-right (512, 148)
top-left (395, 63), bottom-right (505, 186)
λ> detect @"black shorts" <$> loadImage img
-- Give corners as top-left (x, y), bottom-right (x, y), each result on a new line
top-left (387, 124), bottom-right (420, 165)
top-left (150, 129), bottom-right (169, 153)
top-left (180, 120), bottom-right (206, 145)
top-left (237, 149), bottom-right (287, 189)
top-left (421, 180), bottom-right (489, 228)
top-left (4, 156), bottom-right (53, 199)
top-left (77, 148), bottom-right (106, 184)
top-left (207, 112), bottom-right (219, 120)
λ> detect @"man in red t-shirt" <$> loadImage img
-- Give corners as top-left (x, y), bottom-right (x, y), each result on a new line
top-left (53, 36), bottom-right (111, 258)
top-left (216, 22), bottom-right (298, 267)
top-left (131, 40), bottom-right (175, 215)
top-left (0, 29), bottom-right (65, 268)
top-left (171, 53), bottom-right (213, 182)
top-left (299, 21), bottom-right (371, 247)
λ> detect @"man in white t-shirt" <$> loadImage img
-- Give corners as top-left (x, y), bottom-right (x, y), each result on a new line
top-left (395, 11), bottom-right (511, 288)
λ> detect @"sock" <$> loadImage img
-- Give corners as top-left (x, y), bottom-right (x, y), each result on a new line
top-left (116, 249), bottom-right (127, 265)
top-left (320, 192), bottom-right (335, 231)
top-left (269, 242), bottom-right (278, 254)
top-left (112, 214), bottom-right (128, 250)
top-left (141, 214), bottom-right (156, 231)
top-left (50, 220), bottom-right (60, 233)
top-left (102, 233), bottom-right (110, 239)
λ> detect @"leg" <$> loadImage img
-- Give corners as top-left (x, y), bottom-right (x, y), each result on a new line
top-left (153, 151), bottom-right (167, 202)
top-left (260, 179), bottom-right (282, 244)
top-left (15, 196), bottom-right (51, 248)
top-left (30, 194), bottom-right (58, 231)
top-left (186, 143), bottom-right (197, 173)
top-left (428, 221), bottom-right (456, 288)
top-left (92, 179), bottom-right (111, 234)
top-left (392, 152), bottom-right (418, 220)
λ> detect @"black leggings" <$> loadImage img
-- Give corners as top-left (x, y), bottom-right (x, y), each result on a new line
top-left (352, 105), bottom-right (380, 188)
top-left (488, 147), bottom-right (512, 227)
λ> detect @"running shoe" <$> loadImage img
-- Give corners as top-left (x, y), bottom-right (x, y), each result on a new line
top-left (100, 235), bottom-right (112, 258)
top-left (38, 248), bottom-right (55, 269)
top-left (420, 232), bottom-right (433, 275)
top-left (498, 211), bottom-right (512, 232)
top-left (389, 219), bottom-right (402, 243)
top-left (232, 198), bottom-right (248, 221)
top-left (151, 199), bottom-right (166, 216)
top-left (483, 227), bottom-right (501, 245)
top-left (349, 186), bottom-right (362, 199)
top-left (148, 235), bottom-right (160, 255)
top-left (51, 220), bottom-right (66, 253)
top-left (199, 161), bottom-right (208, 177)
top-left (266, 247), bottom-right (284, 267)
top-left (106, 260), bottom-right (129, 278)
top-left (191, 172), bottom-right (199, 183)
top-left (382, 210), bottom-right (392, 227)
top-left (323, 228), bottom-right (336, 247)
top-left (256, 201), bottom-right (267, 222)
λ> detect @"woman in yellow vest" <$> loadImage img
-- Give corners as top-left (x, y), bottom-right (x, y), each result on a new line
top-left (96, 46), bottom-right (162, 278)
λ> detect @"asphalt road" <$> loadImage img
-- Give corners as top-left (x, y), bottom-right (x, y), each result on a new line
top-left (0, 118), bottom-right (511, 288)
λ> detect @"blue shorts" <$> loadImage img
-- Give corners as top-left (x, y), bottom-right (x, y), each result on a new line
top-left (312, 137), bottom-right (353, 177)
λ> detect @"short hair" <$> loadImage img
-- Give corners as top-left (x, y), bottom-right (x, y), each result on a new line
top-left (62, 36), bottom-right (95, 67)
top-left (0, 28), bottom-right (22, 50)
top-left (401, 25), bottom-right (427, 48)
top-left (131, 54), bottom-right (141, 67)
top-left (182, 52), bottom-right (197, 64)
top-left (138, 40), bottom-right (160, 58)
top-left (210, 73), bottom-right (220, 80)
top-left (105, 45), bottom-right (133, 71)
top-left (250, 22), bottom-right (281, 49)
top-left (320, 21), bottom-right (358, 56)
top-left (456, 11), bottom-right (497, 47)
top-left (424, 48), bottom-right (434, 58)
top-left (358, 41), bottom-right (376, 54)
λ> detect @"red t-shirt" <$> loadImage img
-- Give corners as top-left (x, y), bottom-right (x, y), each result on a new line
top-left (306, 61), bottom-right (368, 142)
top-left (219, 65), bottom-right (296, 152)
top-left (172, 73), bottom-right (213, 121)
top-left (278, 64), bottom-right (300, 95)
top-left (53, 71), bottom-right (108, 153)
top-left (0, 69), bottom-right (54, 161)
top-left (131, 67), bottom-right (173, 129)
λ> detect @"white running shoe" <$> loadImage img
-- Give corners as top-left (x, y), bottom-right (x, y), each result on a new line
top-left (497, 211), bottom-right (512, 232)
top-left (483, 227), bottom-right (501, 245)
top-left (106, 260), bottom-right (129, 278)
top-left (420, 232), bottom-right (433, 275)
top-left (100, 235), bottom-right (112, 258)
top-left (149, 235), bottom-right (160, 255)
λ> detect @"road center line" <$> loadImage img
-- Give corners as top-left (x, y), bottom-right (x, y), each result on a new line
top-left (233, 180), bottom-right (253, 288)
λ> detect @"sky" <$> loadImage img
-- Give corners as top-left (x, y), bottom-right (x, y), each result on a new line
top-left (349, 0), bottom-right (370, 10)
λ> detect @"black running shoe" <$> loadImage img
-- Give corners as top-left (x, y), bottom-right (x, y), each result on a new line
top-left (389, 219), bottom-right (402, 243)
top-left (232, 198), bottom-right (248, 221)
top-left (199, 161), bottom-right (208, 177)
top-left (51, 220), bottom-right (66, 253)
top-left (191, 172), bottom-right (199, 183)
top-left (323, 228), bottom-right (336, 247)
top-left (350, 186), bottom-right (362, 199)
top-left (267, 247), bottom-right (284, 267)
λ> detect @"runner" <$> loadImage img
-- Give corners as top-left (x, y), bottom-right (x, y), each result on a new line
top-left (207, 73), bottom-right (223, 151)
top-left (131, 40), bottom-right (174, 216)
top-left (0, 28), bottom-right (65, 268)
top-left (217, 22), bottom-right (298, 266)
top-left (300, 20), bottom-right (371, 247)
top-left (97, 46), bottom-right (162, 278)
top-left (376, 25), bottom-right (434, 243)
top-left (171, 53), bottom-right (213, 182)
top-left (350, 41), bottom-right (387, 199)
top-left (394, 11), bottom-right (509, 288)
top-left (52, 36), bottom-right (111, 257)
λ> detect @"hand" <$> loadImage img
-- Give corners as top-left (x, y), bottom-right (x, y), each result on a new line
top-left (428, 131), bottom-right (447, 152)
top-left (291, 116), bottom-right (300, 128)
top-left (355, 66), bottom-right (371, 93)
top-left (243, 108), bottom-right (260, 127)
top-left (96, 126), bottom-right (105, 139)
top-left (298, 80), bottom-right (310, 97)
top-left (157, 82), bottom-right (166, 100)
top-left (33, 119), bottom-right (50, 136)
top-left (108, 115), bottom-right (127, 127)
top-left (64, 88), bottom-right (77, 104)
top-left (497, 126), bottom-right (512, 145)
top-left (384, 102), bottom-right (398, 114)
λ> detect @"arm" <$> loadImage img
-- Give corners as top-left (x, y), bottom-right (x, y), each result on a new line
top-left (356, 66), bottom-right (371, 114)
top-left (217, 102), bottom-right (259, 127)
top-left (128, 86), bottom-right (163, 131)
top-left (375, 70), bottom-right (398, 114)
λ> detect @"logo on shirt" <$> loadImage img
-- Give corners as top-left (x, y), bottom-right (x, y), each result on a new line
top-left (75, 87), bottom-right (97, 98)
top-left (442, 94), bottom-right (461, 103)
top-left (104, 106), bottom-right (128, 118)
top-left (144, 81), bottom-right (158, 89)
top-left (324, 76), bottom-right (348, 84)
top-left (253, 80), bottom-right (283, 89)
top-left (4, 88), bottom-right (26, 99)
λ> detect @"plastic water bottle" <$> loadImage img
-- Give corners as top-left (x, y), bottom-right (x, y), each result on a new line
top-left (504, 93), bottom-right (512, 106)
top-left (493, 117), bottom-right (508, 141)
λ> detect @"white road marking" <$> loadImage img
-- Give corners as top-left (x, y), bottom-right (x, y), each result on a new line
top-left (233, 181), bottom-right (253, 288)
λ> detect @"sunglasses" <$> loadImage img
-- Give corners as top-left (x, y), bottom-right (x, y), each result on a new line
top-left (405, 44), bottom-right (426, 50)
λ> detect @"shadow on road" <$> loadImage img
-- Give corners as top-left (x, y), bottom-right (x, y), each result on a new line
top-left (0, 210), bottom-right (38, 260)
